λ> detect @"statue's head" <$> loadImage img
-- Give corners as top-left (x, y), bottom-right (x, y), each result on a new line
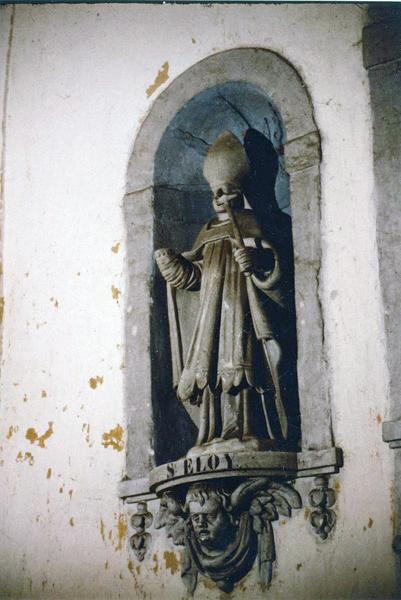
top-left (185, 483), bottom-right (235, 550)
top-left (203, 131), bottom-right (250, 214)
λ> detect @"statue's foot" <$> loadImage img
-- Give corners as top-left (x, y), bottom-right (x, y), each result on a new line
top-left (186, 436), bottom-right (275, 458)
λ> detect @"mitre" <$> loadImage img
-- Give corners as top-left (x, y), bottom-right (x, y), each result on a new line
top-left (203, 131), bottom-right (250, 190)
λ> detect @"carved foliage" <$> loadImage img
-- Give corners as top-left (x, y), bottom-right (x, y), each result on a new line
top-left (129, 501), bottom-right (153, 561)
top-left (308, 476), bottom-right (336, 540)
top-left (155, 478), bottom-right (301, 593)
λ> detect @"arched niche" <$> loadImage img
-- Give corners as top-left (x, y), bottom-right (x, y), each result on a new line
top-left (123, 48), bottom-right (341, 484)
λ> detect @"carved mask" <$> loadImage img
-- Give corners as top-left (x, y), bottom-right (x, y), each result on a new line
top-left (188, 497), bottom-right (234, 550)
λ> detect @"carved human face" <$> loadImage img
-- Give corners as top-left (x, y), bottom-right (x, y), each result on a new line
top-left (212, 181), bottom-right (244, 214)
top-left (188, 497), bottom-right (232, 549)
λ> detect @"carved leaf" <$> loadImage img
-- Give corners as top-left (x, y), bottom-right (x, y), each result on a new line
top-left (269, 481), bottom-right (302, 509)
top-left (231, 477), bottom-right (271, 508)
top-left (250, 498), bottom-right (263, 515)
top-left (181, 547), bottom-right (198, 594)
top-left (309, 488), bottom-right (326, 508)
top-left (262, 502), bottom-right (278, 522)
top-left (325, 489), bottom-right (336, 508)
top-left (131, 512), bottom-right (153, 530)
top-left (169, 518), bottom-right (186, 546)
top-left (154, 507), bottom-right (168, 530)
top-left (259, 559), bottom-right (273, 585)
top-left (258, 520), bottom-right (275, 584)
top-left (310, 508), bottom-right (336, 540)
top-left (253, 514), bottom-right (263, 534)
top-left (271, 492), bottom-right (292, 517)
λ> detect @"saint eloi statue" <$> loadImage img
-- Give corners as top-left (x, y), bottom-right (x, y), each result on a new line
top-left (155, 131), bottom-right (293, 456)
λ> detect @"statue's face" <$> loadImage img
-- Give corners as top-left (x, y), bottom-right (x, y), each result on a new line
top-left (212, 182), bottom-right (244, 214)
top-left (188, 497), bottom-right (232, 549)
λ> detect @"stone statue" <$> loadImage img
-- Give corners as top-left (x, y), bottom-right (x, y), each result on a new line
top-left (155, 131), bottom-right (293, 456)
top-left (154, 478), bottom-right (301, 593)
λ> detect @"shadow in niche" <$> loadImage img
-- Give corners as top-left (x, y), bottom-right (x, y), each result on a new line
top-left (244, 129), bottom-right (300, 448)
top-left (150, 82), bottom-right (300, 465)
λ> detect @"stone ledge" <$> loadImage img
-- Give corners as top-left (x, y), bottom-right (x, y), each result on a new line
top-left (119, 446), bottom-right (342, 501)
top-left (118, 477), bottom-right (157, 502)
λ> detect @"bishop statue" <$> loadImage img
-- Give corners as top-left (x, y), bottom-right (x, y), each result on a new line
top-left (155, 131), bottom-right (294, 457)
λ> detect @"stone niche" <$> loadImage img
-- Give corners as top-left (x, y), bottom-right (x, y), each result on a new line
top-left (120, 48), bottom-right (342, 593)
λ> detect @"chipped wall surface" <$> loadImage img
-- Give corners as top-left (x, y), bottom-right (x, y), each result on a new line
top-left (0, 3), bottom-right (397, 599)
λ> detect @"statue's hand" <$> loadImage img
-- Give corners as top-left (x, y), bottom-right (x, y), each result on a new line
top-left (233, 247), bottom-right (254, 274)
top-left (154, 247), bottom-right (176, 265)
top-left (154, 248), bottom-right (181, 282)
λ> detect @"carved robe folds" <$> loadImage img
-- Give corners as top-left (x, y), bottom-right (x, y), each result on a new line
top-left (166, 209), bottom-right (288, 452)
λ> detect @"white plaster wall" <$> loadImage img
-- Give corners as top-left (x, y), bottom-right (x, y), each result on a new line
top-left (0, 3), bottom-right (395, 599)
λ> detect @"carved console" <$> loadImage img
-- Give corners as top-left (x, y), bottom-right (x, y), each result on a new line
top-left (154, 478), bottom-right (300, 594)
top-left (120, 447), bottom-right (341, 592)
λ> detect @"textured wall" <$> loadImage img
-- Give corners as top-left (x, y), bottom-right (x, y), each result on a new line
top-left (0, 4), bottom-right (396, 599)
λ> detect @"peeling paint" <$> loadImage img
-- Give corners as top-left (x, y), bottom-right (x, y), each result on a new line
top-left (368, 517), bottom-right (374, 528)
top-left (303, 507), bottom-right (310, 520)
top-left (111, 285), bottom-right (121, 301)
top-left (146, 61), bottom-right (169, 98)
top-left (69, 517), bottom-right (74, 527)
top-left (202, 578), bottom-right (217, 590)
top-left (82, 423), bottom-right (93, 447)
top-left (152, 553), bottom-right (159, 575)
top-left (163, 550), bottom-right (180, 575)
top-left (111, 242), bottom-right (120, 254)
top-left (376, 414), bottom-right (382, 425)
top-left (6, 425), bottom-right (18, 439)
top-left (0, 297), bottom-right (4, 323)
top-left (100, 518), bottom-right (106, 542)
top-left (102, 424), bottom-right (124, 452)
top-left (23, 394), bottom-right (28, 402)
top-left (89, 375), bottom-right (103, 389)
top-left (50, 297), bottom-right (59, 308)
top-left (41, 390), bottom-right (47, 398)
top-left (16, 451), bottom-right (34, 466)
top-left (46, 467), bottom-right (52, 479)
top-left (115, 513), bottom-right (127, 551)
top-left (25, 422), bottom-right (54, 448)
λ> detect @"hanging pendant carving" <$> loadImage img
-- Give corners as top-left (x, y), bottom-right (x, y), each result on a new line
top-left (308, 476), bottom-right (337, 540)
top-left (129, 501), bottom-right (153, 562)
top-left (154, 478), bottom-right (301, 594)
